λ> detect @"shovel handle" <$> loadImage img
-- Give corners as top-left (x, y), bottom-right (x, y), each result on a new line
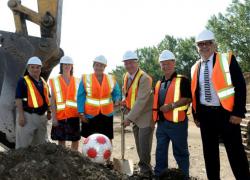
top-left (121, 107), bottom-right (125, 160)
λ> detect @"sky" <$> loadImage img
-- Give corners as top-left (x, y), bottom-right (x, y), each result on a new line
top-left (0, 0), bottom-right (233, 77)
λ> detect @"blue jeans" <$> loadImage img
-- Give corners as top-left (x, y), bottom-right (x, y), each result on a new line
top-left (154, 119), bottom-right (189, 177)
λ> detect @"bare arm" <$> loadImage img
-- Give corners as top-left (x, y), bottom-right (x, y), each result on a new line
top-left (16, 99), bottom-right (25, 127)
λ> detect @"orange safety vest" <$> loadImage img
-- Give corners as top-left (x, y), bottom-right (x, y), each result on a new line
top-left (82, 73), bottom-right (115, 116)
top-left (153, 75), bottom-right (188, 123)
top-left (122, 69), bottom-right (145, 110)
top-left (191, 52), bottom-right (235, 112)
top-left (50, 75), bottom-right (79, 120)
top-left (24, 75), bottom-right (50, 108)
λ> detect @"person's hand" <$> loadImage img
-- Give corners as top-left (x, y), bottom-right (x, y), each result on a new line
top-left (114, 101), bottom-right (120, 107)
top-left (160, 104), bottom-right (172, 113)
top-left (194, 118), bottom-right (200, 128)
top-left (120, 100), bottom-right (126, 107)
top-left (79, 113), bottom-right (89, 123)
top-left (18, 113), bottom-right (26, 127)
top-left (123, 118), bottom-right (131, 127)
top-left (229, 115), bottom-right (242, 125)
top-left (47, 111), bottom-right (52, 120)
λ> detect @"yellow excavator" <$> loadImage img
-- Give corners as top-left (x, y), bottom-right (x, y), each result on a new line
top-left (0, 0), bottom-right (63, 149)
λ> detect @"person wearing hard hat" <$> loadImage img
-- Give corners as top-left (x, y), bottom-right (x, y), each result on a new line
top-left (122, 50), bottom-right (154, 178)
top-left (15, 56), bottom-right (51, 149)
top-left (152, 50), bottom-right (191, 179)
top-left (77, 55), bottom-right (121, 143)
top-left (49, 56), bottom-right (80, 151)
top-left (191, 29), bottom-right (250, 179)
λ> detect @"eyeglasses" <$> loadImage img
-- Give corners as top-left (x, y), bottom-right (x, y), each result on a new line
top-left (197, 41), bottom-right (213, 47)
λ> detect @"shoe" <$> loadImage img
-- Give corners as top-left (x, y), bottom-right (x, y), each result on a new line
top-left (151, 175), bottom-right (160, 180)
top-left (138, 171), bottom-right (153, 179)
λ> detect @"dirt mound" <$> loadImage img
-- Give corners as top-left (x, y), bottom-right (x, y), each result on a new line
top-left (0, 143), bottom-right (200, 180)
top-left (159, 168), bottom-right (198, 180)
top-left (0, 143), bottom-right (127, 180)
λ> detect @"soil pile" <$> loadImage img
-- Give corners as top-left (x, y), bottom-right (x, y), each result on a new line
top-left (0, 143), bottom-right (127, 180)
top-left (0, 143), bottom-right (199, 180)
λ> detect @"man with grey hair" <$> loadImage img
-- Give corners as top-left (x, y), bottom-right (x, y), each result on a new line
top-left (191, 29), bottom-right (250, 180)
top-left (122, 50), bottom-right (154, 178)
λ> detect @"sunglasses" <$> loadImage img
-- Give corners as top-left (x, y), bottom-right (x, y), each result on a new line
top-left (197, 41), bottom-right (213, 47)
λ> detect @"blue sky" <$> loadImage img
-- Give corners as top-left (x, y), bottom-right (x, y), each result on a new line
top-left (0, 0), bottom-right (233, 77)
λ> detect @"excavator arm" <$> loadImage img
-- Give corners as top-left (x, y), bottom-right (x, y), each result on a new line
top-left (0, 0), bottom-right (63, 149)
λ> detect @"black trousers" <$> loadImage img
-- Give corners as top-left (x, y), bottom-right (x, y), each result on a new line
top-left (198, 105), bottom-right (250, 180)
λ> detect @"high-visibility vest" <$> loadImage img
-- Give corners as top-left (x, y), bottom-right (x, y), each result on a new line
top-left (122, 69), bottom-right (145, 110)
top-left (191, 52), bottom-right (235, 112)
top-left (24, 75), bottom-right (50, 108)
top-left (82, 73), bottom-right (115, 116)
top-left (153, 75), bottom-right (188, 123)
top-left (50, 75), bottom-right (79, 120)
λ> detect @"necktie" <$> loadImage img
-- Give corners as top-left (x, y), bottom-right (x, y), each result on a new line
top-left (204, 60), bottom-right (212, 102)
top-left (127, 77), bottom-right (133, 89)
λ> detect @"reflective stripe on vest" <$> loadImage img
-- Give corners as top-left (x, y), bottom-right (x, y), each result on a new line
top-left (24, 76), bottom-right (50, 108)
top-left (52, 76), bottom-right (63, 103)
top-left (82, 73), bottom-right (115, 116)
top-left (123, 69), bottom-right (144, 109)
top-left (86, 97), bottom-right (112, 106)
top-left (50, 75), bottom-right (79, 120)
top-left (191, 52), bottom-right (235, 112)
top-left (57, 100), bottom-right (77, 110)
top-left (220, 53), bottom-right (232, 86)
top-left (173, 77), bottom-right (188, 122)
top-left (24, 76), bottom-right (39, 108)
top-left (153, 75), bottom-right (188, 123)
top-left (84, 74), bottom-right (92, 97)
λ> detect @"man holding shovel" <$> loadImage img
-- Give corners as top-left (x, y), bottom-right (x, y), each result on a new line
top-left (122, 50), bottom-right (154, 178)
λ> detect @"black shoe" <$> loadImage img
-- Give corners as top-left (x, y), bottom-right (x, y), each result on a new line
top-left (151, 175), bottom-right (160, 180)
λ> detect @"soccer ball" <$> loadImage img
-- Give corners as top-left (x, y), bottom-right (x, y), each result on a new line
top-left (82, 133), bottom-right (112, 164)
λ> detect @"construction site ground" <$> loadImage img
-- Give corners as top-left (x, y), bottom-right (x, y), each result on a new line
top-left (0, 114), bottom-right (238, 179)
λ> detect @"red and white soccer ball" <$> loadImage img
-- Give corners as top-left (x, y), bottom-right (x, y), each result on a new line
top-left (82, 133), bottom-right (112, 164)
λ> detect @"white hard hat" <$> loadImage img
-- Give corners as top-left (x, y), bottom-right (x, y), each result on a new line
top-left (93, 55), bottom-right (107, 65)
top-left (27, 56), bottom-right (42, 66)
top-left (60, 56), bottom-right (74, 64)
top-left (122, 51), bottom-right (138, 61)
top-left (196, 29), bottom-right (215, 43)
top-left (159, 50), bottom-right (175, 62)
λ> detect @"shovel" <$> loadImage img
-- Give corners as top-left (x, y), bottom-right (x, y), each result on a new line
top-left (113, 107), bottom-right (134, 176)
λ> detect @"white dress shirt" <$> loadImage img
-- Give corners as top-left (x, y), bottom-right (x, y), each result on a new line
top-left (199, 54), bottom-right (220, 106)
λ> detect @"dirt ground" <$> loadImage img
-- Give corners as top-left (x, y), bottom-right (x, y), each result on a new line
top-left (111, 114), bottom-right (235, 180)
top-left (0, 115), bottom-right (238, 179)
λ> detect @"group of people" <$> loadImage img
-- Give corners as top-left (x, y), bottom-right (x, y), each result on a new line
top-left (15, 29), bottom-right (250, 180)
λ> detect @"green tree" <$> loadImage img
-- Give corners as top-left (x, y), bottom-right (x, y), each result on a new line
top-left (207, 0), bottom-right (250, 71)
top-left (137, 46), bottom-right (161, 86)
top-left (110, 65), bottom-right (125, 88)
top-left (112, 35), bottom-right (199, 88)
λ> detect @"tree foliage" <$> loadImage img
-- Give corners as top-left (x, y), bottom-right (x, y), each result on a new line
top-left (207, 0), bottom-right (250, 71)
top-left (112, 36), bottom-right (199, 87)
top-left (112, 0), bottom-right (250, 89)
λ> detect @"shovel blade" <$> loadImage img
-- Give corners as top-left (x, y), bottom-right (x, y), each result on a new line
top-left (113, 158), bottom-right (134, 176)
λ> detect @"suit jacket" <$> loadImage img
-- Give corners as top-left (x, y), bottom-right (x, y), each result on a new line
top-left (126, 72), bottom-right (154, 128)
top-left (192, 52), bottom-right (246, 119)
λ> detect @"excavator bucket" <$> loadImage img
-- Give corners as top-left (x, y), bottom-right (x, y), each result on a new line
top-left (0, 0), bottom-right (63, 149)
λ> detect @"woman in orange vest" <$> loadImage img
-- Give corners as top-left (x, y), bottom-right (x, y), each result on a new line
top-left (49, 56), bottom-right (80, 151)
top-left (153, 50), bottom-right (191, 179)
top-left (77, 55), bottom-right (121, 142)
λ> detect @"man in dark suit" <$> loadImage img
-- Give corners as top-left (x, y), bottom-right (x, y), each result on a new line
top-left (191, 29), bottom-right (250, 180)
